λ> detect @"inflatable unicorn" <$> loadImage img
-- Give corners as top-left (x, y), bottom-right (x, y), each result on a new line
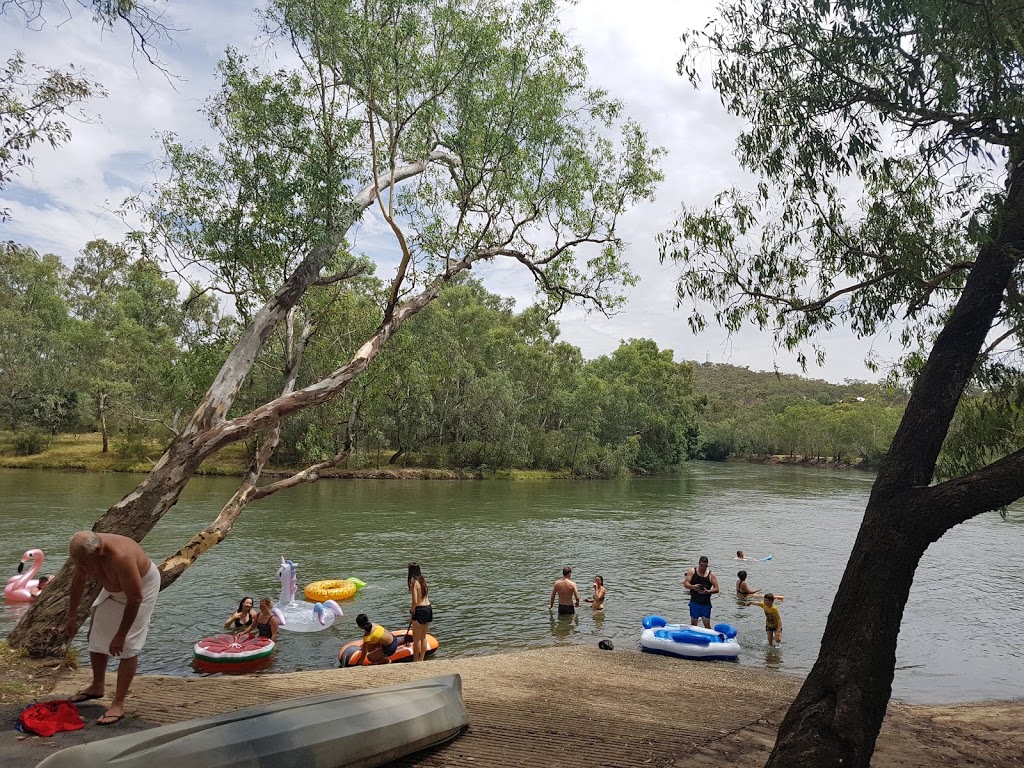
top-left (5, 549), bottom-right (44, 603)
top-left (273, 557), bottom-right (343, 632)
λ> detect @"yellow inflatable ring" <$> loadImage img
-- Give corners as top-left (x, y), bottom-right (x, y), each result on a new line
top-left (305, 579), bottom-right (357, 602)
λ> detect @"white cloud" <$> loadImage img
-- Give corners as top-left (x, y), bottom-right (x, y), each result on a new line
top-left (1, 0), bottom-right (900, 383)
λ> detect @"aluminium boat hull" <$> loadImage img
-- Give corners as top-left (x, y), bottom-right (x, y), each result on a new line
top-left (36, 674), bottom-right (467, 768)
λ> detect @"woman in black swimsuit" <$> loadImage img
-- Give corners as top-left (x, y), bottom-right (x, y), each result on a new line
top-left (407, 563), bottom-right (432, 662)
top-left (249, 597), bottom-right (279, 641)
top-left (224, 596), bottom-right (257, 632)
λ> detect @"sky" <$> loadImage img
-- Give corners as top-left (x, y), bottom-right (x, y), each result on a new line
top-left (1, 0), bottom-right (903, 383)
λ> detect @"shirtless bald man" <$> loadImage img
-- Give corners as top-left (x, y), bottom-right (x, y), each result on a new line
top-left (61, 532), bottom-right (160, 725)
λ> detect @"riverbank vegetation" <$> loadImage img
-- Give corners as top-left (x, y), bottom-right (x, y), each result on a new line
top-left (1, 242), bottom-right (907, 476)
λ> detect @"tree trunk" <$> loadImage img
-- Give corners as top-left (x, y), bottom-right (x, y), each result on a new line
top-left (764, 493), bottom-right (928, 767)
top-left (98, 392), bottom-right (108, 453)
top-left (9, 389), bottom-right (19, 430)
top-left (765, 149), bottom-right (1024, 768)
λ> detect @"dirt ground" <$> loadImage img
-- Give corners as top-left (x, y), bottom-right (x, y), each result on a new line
top-left (2, 645), bottom-right (1022, 768)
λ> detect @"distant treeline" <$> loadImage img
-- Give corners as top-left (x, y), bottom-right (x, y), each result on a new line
top-left (691, 364), bottom-right (908, 465)
top-left (1, 240), bottom-right (906, 475)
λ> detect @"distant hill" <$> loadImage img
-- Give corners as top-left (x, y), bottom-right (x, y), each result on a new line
top-left (686, 362), bottom-right (909, 464)
top-left (688, 362), bottom-right (908, 408)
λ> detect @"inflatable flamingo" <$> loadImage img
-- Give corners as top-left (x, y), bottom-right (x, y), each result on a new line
top-left (273, 557), bottom-right (343, 633)
top-left (4, 549), bottom-right (44, 603)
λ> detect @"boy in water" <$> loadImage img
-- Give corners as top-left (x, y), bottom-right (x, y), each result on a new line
top-left (29, 575), bottom-right (50, 597)
top-left (745, 593), bottom-right (783, 646)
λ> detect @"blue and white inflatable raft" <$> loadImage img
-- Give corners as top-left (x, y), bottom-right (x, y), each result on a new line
top-left (639, 615), bottom-right (741, 661)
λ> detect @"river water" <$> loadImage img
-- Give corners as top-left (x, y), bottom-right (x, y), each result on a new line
top-left (1, 464), bottom-right (1021, 703)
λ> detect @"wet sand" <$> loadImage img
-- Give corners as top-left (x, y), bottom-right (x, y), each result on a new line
top-left (3, 646), bottom-right (1022, 767)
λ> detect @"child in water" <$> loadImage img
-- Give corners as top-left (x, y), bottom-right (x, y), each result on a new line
top-left (745, 593), bottom-right (783, 646)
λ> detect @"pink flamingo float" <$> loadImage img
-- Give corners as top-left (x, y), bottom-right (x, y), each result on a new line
top-left (4, 548), bottom-right (44, 602)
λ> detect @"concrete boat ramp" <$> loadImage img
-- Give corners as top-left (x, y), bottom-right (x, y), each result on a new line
top-left (10, 646), bottom-right (1024, 768)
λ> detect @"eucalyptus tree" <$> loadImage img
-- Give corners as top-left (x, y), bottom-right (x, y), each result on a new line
top-left (0, 53), bottom-right (102, 221)
top-left (66, 239), bottom-right (210, 452)
top-left (4, 1), bottom-right (179, 66)
top-left (587, 338), bottom-right (698, 470)
top-left (662, 1), bottom-right (1024, 766)
top-left (10, 0), bottom-right (661, 655)
top-left (0, 242), bottom-right (75, 429)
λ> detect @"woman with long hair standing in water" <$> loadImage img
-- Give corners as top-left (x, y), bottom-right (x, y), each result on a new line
top-left (407, 562), bottom-right (432, 662)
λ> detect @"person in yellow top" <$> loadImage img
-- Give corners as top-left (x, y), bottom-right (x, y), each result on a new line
top-left (745, 593), bottom-right (782, 646)
top-left (355, 613), bottom-right (399, 664)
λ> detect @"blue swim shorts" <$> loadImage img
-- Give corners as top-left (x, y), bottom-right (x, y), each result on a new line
top-left (688, 601), bottom-right (712, 622)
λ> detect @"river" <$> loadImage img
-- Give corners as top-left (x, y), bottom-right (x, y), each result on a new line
top-left (1, 463), bottom-right (1021, 703)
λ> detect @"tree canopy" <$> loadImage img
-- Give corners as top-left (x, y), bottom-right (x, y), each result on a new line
top-left (0, 53), bottom-right (103, 221)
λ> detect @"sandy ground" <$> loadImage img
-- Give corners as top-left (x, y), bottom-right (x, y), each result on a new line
top-left (2, 646), bottom-right (1023, 767)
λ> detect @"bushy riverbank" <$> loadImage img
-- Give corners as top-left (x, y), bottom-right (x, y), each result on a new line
top-left (0, 432), bottom-right (576, 479)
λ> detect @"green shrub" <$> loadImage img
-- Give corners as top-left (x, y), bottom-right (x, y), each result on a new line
top-left (114, 429), bottom-right (152, 462)
top-left (12, 430), bottom-right (51, 456)
top-left (699, 438), bottom-right (731, 462)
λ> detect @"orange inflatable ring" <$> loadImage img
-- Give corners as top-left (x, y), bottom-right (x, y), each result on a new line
top-left (305, 579), bottom-right (357, 602)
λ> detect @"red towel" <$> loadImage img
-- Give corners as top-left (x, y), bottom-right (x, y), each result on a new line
top-left (18, 700), bottom-right (86, 737)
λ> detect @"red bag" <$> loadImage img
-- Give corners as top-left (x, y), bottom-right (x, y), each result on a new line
top-left (18, 700), bottom-right (86, 737)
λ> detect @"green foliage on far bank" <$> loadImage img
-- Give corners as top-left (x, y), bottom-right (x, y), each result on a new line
top-left (2, 240), bottom-right (909, 476)
top-left (690, 363), bottom-right (908, 465)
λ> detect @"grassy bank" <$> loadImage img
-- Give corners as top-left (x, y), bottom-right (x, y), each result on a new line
top-left (0, 432), bottom-right (575, 480)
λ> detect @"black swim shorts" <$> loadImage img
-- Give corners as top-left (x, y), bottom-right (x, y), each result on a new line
top-left (413, 605), bottom-right (433, 624)
top-left (557, 604), bottom-right (575, 615)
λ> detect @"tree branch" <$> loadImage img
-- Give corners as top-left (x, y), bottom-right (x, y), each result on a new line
top-left (249, 401), bottom-right (358, 502)
top-left (189, 148), bottom-right (460, 433)
top-left (876, 148), bottom-right (1024, 492)
top-left (920, 446), bottom-right (1024, 537)
top-left (313, 263), bottom-right (369, 286)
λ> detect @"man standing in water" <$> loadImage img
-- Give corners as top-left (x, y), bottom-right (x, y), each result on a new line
top-left (61, 531), bottom-right (160, 725)
top-left (549, 566), bottom-right (581, 615)
top-left (683, 555), bottom-right (719, 628)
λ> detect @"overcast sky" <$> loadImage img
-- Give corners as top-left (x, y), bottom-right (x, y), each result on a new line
top-left (1, 0), bottom-right (902, 383)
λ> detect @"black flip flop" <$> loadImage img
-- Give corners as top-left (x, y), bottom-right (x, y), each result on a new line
top-left (96, 714), bottom-right (123, 726)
